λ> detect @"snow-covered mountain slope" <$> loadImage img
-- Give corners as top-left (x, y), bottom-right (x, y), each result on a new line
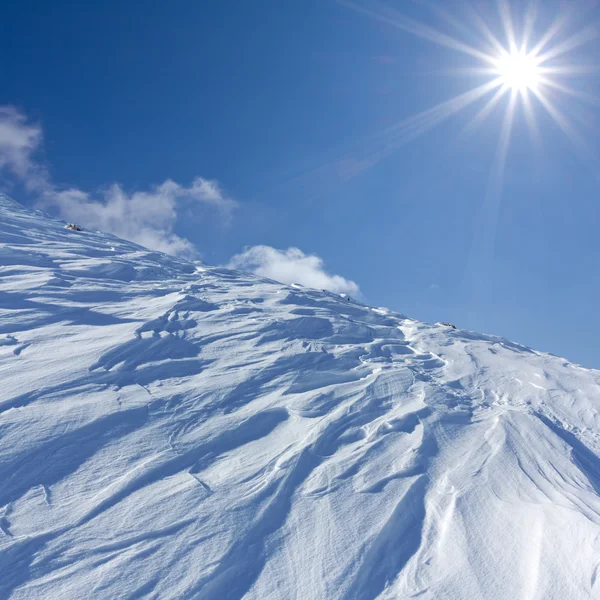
top-left (2, 195), bottom-right (600, 600)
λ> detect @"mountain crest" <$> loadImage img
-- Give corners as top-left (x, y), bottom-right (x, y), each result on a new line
top-left (1, 199), bottom-right (599, 599)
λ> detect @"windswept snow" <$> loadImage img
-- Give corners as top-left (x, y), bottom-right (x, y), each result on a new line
top-left (1, 195), bottom-right (600, 599)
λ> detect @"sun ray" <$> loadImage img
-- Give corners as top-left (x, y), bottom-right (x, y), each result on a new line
top-left (284, 78), bottom-right (505, 195)
top-left (538, 65), bottom-right (600, 76)
top-left (521, 0), bottom-right (540, 51)
top-left (464, 91), bottom-right (517, 293)
top-left (536, 24), bottom-right (599, 64)
top-left (379, 78), bottom-right (504, 147)
top-left (521, 88), bottom-right (541, 148)
top-left (496, 0), bottom-right (519, 53)
top-left (415, 0), bottom-right (480, 44)
top-left (460, 86), bottom-right (509, 139)
top-left (338, 0), bottom-right (497, 65)
top-left (540, 65), bottom-right (600, 78)
top-left (468, 9), bottom-right (508, 57)
top-left (441, 67), bottom-right (503, 77)
top-left (538, 77), bottom-right (600, 106)
top-left (493, 89), bottom-right (518, 188)
top-left (529, 14), bottom-right (568, 57)
top-left (530, 86), bottom-right (595, 163)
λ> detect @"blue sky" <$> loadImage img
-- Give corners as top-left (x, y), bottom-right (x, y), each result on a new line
top-left (2, 0), bottom-right (600, 367)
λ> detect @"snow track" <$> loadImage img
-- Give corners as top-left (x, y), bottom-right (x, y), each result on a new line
top-left (1, 196), bottom-right (600, 599)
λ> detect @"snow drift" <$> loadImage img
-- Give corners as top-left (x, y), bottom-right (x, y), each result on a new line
top-left (1, 195), bottom-right (600, 599)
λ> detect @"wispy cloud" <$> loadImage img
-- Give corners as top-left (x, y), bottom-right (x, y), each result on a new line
top-left (0, 105), bottom-right (236, 256)
top-left (0, 106), bottom-right (46, 188)
top-left (228, 245), bottom-right (360, 295)
top-left (44, 179), bottom-right (236, 257)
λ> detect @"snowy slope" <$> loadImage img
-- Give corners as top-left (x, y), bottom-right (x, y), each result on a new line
top-left (1, 195), bottom-right (600, 600)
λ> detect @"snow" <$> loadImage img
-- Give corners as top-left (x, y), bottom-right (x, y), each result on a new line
top-left (1, 194), bottom-right (600, 599)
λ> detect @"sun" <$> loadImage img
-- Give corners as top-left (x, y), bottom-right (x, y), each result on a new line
top-left (494, 51), bottom-right (541, 93)
top-left (337, 0), bottom-right (598, 179)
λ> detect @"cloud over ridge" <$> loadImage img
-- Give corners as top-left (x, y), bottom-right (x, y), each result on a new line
top-left (228, 245), bottom-right (360, 295)
top-left (0, 106), bottom-right (235, 257)
top-left (45, 179), bottom-right (236, 257)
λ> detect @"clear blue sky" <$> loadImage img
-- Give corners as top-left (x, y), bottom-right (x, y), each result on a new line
top-left (2, 0), bottom-right (600, 368)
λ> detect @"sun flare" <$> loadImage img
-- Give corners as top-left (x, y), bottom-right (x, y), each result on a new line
top-left (494, 51), bottom-right (541, 92)
top-left (339, 0), bottom-right (598, 171)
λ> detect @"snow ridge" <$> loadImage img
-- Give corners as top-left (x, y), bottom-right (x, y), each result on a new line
top-left (1, 196), bottom-right (600, 599)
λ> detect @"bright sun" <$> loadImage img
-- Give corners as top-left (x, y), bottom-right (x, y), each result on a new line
top-left (340, 0), bottom-right (597, 181)
top-left (495, 51), bottom-right (541, 92)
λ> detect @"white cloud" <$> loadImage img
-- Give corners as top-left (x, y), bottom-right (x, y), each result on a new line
top-left (0, 106), bottom-right (46, 188)
top-left (0, 105), bottom-right (236, 257)
top-left (43, 178), bottom-right (236, 258)
top-left (228, 245), bottom-right (360, 295)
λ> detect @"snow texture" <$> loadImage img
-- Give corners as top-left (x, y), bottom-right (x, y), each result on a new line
top-left (1, 195), bottom-right (600, 599)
